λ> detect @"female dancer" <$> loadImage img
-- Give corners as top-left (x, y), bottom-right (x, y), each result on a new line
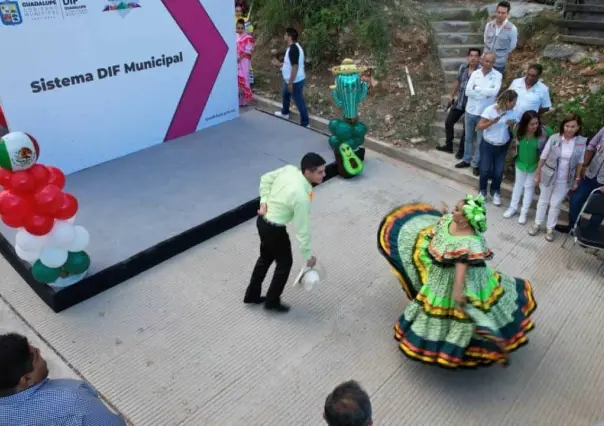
top-left (377, 195), bottom-right (536, 368)
top-left (236, 19), bottom-right (255, 107)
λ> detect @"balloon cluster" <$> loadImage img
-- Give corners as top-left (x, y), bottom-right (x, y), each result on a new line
top-left (0, 132), bottom-right (90, 285)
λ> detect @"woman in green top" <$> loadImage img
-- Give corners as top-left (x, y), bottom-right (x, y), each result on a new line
top-left (503, 110), bottom-right (552, 224)
top-left (377, 195), bottom-right (536, 368)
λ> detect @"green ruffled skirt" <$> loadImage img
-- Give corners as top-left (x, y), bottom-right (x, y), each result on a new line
top-left (377, 203), bottom-right (536, 368)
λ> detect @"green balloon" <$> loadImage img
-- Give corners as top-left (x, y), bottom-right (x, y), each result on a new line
top-left (64, 251), bottom-right (90, 275)
top-left (328, 135), bottom-right (341, 149)
top-left (31, 261), bottom-right (61, 284)
top-left (329, 119), bottom-right (353, 140)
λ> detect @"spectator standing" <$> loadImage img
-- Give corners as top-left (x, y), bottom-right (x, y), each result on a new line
top-left (0, 333), bottom-right (126, 426)
top-left (274, 27), bottom-right (309, 128)
top-left (476, 89), bottom-right (518, 206)
top-left (483, 1), bottom-right (518, 75)
top-left (455, 53), bottom-right (502, 176)
top-left (503, 110), bottom-right (551, 223)
top-left (437, 47), bottom-right (481, 157)
top-left (509, 64), bottom-right (552, 121)
top-left (324, 380), bottom-right (373, 426)
top-left (556, 126), bottom-right (604, 233)
top-left (530, 114), bottom-right (587, 241)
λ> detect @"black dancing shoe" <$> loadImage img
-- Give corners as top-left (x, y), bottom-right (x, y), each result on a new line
top-left (264, 302), bottom-right (290, 313)
top-left (243, 296), bottom-right (266, 304)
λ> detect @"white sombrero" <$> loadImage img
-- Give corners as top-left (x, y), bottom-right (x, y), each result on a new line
top-left (292, 262), bottom-right (326, 291)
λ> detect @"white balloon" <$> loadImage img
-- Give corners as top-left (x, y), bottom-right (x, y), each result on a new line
top-left (15, 230), bottom-right (48, 252)
top-left (49, 221), bottom-right (76, 249)
top-left (15, 245), bottom-right (41, 262)
top-left (66, 215), bottom-right (76, 224)
top-left (39, 247), bottom-right (68, 268)
top-left (68, 226), bottom-right (90, 252)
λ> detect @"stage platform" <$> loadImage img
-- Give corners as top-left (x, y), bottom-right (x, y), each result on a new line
top-left (0, 109), bottom-right (342, 312)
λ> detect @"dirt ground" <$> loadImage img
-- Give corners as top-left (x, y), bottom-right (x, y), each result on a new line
top-left (250, 2), bottom-right (442, 148)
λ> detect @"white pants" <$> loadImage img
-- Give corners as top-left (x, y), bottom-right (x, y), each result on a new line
top-left (535, 180), bottom-right (568, 230)
top-left (509, 167), bottom-right (535, 214)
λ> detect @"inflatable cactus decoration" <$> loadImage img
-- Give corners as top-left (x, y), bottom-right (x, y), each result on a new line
top-left (328, 59), bottom-right (368, 178)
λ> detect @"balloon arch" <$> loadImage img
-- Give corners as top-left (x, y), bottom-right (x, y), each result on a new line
top-left (0, 132), bottom-right (90, 287)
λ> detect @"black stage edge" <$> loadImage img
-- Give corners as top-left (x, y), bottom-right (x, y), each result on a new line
top-left (0, 148), bottom-right (364, 312)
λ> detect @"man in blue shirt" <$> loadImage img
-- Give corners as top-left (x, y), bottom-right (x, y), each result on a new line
top-left (0, 333), bottom-right (126, 426)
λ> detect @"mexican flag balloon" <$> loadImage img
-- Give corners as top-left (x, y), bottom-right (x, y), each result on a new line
top-left (0, 132), bottom-right (40, 172)
top-left (0, 131), bottom-right (91, 288)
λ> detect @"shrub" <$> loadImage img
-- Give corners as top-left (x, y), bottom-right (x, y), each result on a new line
top-left (254, 0), bottom-right (392, 69)
top-left (545, 89), bottom-right (604, 139)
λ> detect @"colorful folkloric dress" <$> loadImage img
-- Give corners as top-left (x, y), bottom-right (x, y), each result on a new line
top-left (236, 32), bottom-right (255, 106)
top-left (377, 203), bottom-right (536, 368)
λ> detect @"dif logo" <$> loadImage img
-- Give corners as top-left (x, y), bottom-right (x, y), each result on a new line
top-left (0, 1), bottom-right (23, 26)
top-left (62, 0), bottom-right (88, 16)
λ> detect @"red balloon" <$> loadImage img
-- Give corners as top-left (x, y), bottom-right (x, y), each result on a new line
top-left (32, 185), bottom-right (63, 215)
top-left (24, 214), bottom-right (54, 236)
top-left (54, 193), bottom-right (78, 220)
top-left (29, 164), bottom-right (50, 189)
top-left (0, 169), bottom-right (12, 189)
top-left (46, 167), bottom-right (65, 190)
top-left (10, 170), bottom-right (36, 195)
top-left (0, 191), bottom-right (29, 218)
top-left (2, 213), bottom-right (25, 228)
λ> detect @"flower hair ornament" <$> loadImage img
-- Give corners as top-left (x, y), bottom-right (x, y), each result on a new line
top-left (462, 194), bottom-right (487, 234)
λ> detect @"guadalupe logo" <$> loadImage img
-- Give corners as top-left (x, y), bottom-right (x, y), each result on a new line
top-left (0, 1), bottom-right (22, 26)
top-left (102, 0), bottom-right (140, 18)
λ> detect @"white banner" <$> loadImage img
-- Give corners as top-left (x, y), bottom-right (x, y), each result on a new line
top-left (0, 0), bottom-right (237, 174)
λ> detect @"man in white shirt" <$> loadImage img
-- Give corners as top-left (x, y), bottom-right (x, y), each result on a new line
top-left (483, 1), bottom-right (518, 74)
top-left (455, 53), bottom-right (502, 175)
top-left (274, 27), bottom-right (309, 128)
top-left (509, 63), bottom-right (552, 121)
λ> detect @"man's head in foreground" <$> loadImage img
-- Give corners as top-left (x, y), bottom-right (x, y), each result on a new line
top-left (324, 380), bottom-right (373, 426)
top-left (0, 333), bottom-right (49, 397)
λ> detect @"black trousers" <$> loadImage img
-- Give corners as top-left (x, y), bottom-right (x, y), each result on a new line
top-left (245, 216), bottom-right (293, 305)
top-left (445, 107), bottom-right (465, 156)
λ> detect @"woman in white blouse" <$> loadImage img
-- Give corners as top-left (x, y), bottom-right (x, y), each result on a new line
top-left (476, 89), bottom-right (518, 206)
top-left (529, 114), bottom-right (587, 241)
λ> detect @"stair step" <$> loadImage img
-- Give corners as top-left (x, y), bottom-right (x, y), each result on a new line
top-left (435, 109), bottom-right (447, 121)
top-left (427, 7), bottom-right (477, 21)
top-left (435, 32), bottom-right (484, 45)
top-left (430, 21), bottom-right (475, 33)
top-left (435, 137), bottom-right (464, 153)
top-left (431, 121), bottom-right (464, 138)
top-left (438, 44), bottom-right (483, 58)
top-left (440, 56), bottom-right (468, 71)
top-left (444, 70), bottom-right (459, 85)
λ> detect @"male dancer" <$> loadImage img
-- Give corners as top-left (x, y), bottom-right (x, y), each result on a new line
top-left (244, 153), bottom-right (326, 313)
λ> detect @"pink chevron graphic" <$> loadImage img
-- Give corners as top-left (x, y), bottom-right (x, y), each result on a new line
top-left (161, 0), bottom-right (228, 141)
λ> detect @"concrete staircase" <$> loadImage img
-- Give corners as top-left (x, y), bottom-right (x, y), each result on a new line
top-left (427, 3), bottom-right (484, 150)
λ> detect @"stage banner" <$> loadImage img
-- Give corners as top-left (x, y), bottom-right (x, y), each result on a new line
top-left (0, 0), bottom-right (237, 174)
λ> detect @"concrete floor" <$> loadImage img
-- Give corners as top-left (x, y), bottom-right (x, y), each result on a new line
top-left (1, 151), bottom-right (604, 425)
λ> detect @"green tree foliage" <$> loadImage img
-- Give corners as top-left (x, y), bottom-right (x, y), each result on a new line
top-left (254, 0), bottom-right (392, 70)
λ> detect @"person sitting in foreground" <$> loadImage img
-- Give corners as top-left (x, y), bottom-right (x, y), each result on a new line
top-left (324, 380), bottom-right (373, 426)
top-left (0, 332), bottom-right (126, 426)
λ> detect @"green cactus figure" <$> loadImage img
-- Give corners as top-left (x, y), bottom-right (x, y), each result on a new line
top-left (327, 58), bottom-right (369, 178)
top-left (331, 75), bottom-right (368, 120)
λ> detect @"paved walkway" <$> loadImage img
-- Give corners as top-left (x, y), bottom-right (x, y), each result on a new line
top-left (1, 151), bottom-right (603, 425)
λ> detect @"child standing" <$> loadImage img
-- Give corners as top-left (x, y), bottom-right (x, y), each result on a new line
top-left (503, 110), bottom-right (551, 224)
